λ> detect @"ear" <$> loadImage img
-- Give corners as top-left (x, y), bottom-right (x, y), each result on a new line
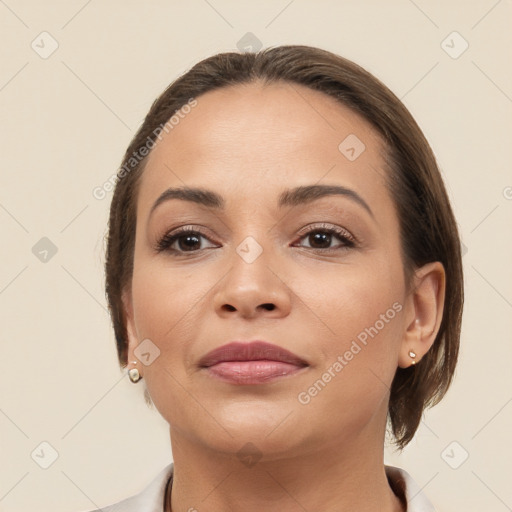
top-left (122, 286), bottom-right (141, 372)
top-left (398, 261), bottom-right (446, 368)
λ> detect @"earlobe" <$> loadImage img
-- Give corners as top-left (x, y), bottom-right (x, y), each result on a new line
top-left (398, 261), bottom-right (446, 368)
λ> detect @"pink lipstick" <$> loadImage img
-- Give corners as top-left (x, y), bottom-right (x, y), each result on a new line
top-left (198, 341), bottom-right (308, 385)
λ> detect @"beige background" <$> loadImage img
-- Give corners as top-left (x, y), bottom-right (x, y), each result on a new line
top-left (1, 1), bottom-right (511, 511)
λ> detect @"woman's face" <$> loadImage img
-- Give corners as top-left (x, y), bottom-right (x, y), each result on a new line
top-left (123, 81), bottom-right (418, 458)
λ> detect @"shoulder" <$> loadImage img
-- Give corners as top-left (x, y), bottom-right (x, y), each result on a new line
top-left (385, 464), bottom-right (437, 512)
top-left (80, 463), bottom-right (174, 512)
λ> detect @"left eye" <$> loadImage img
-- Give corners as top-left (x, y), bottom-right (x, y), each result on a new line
top-left (294, 226), bottom-right (356, 251)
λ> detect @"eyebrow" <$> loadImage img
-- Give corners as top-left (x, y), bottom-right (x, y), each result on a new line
top-left (149, 184), bottom-right (374, 219)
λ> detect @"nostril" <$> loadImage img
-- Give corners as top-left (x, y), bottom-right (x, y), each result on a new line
top-left (221, 303), bottom-right (275, 313)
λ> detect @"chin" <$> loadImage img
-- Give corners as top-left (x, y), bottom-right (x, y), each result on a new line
top-left (196, 411), bottom-right (314, 458)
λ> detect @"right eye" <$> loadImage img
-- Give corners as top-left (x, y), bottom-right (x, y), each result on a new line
top-left (156, 227), bottom-right (219, 254)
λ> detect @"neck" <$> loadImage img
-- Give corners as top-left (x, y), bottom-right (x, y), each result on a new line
top-left (166, 424), bottom-right (405, 512)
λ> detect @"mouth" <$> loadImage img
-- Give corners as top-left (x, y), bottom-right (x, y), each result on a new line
top-left (198, 340), bottom-right (309, 385)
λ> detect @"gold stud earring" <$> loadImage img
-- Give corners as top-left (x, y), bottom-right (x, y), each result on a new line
top-left (408, 349), bottom-right (417, 366)
top-left (128, 360), bottom-right (142, 383)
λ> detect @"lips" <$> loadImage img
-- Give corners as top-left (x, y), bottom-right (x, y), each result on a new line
top-left (198, 341), bottom-right (308, 368)
top-left (198, 341), bottom-right (309, 385)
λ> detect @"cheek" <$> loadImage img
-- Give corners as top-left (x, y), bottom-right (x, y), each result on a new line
top-left (129, 263), bottom-right (211, 422)
top-left (131, 261), bottom-right (207, 343)
top-left (296, 293), bottom-right (403, 444)
top-left (301, 255), bottom-right (404, 402)
top-left (306, 253), bottom-right (404, 347)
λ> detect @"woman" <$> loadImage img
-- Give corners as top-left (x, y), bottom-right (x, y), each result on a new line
top-left (88, 45), bottom-right (463, 512)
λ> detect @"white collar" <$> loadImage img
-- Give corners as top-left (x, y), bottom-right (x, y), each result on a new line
top-left (90, 462), bottom-right (436, 512)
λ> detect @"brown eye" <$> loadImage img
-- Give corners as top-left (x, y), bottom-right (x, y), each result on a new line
top-left (156, 228), bottom-right (217, 254)
top-left (307, 231), bottom-right (333, 249)
top-left (174, 233), bottom-right (202, 251)
top-left (294, 224), bottom-right (356, 252)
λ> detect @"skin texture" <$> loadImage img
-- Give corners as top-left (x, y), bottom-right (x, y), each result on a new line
top-left (122, 81), bottom-right (445, 512)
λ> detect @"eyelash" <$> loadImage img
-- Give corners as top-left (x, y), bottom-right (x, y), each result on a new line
top-left (156, 223), bottom-right (357, 256)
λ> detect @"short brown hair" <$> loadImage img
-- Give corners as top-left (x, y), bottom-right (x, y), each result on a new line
top-left (104, 45), bottom-right (464, 449)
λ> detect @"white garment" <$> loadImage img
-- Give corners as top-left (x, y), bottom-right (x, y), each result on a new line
top-left (83, 463), bottom-right (436, 512)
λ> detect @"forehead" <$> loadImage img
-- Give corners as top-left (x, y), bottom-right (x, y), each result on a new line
top-left (138, 81), bottom-right (391, 216)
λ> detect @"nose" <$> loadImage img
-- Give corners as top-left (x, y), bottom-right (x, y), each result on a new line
top-left (212, 242), bottom-right (292, 320)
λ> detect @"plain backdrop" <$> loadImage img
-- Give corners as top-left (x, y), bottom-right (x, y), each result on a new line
top-left (1, 1), bottom-right (511, 511)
